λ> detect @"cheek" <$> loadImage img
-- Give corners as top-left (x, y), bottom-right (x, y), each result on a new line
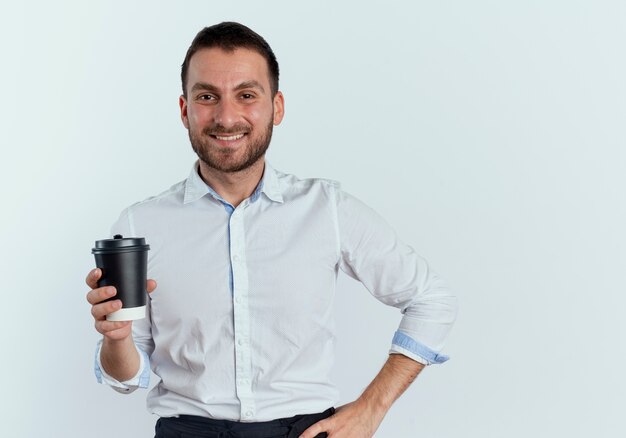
top-left (246, 105), bottom-right (273, 125)
top-left (188, 105), bottom-right (212, 127)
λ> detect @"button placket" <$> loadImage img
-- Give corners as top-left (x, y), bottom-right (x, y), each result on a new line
top-left (229, 206), bottom-right (255, 419)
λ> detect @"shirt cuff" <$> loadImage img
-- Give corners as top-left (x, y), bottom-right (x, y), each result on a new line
top-left (94, 340), bottom-right (150, 393)
top-left (389, 330), bottom-right (450, 365)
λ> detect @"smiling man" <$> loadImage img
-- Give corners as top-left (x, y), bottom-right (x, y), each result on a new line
top-left (86, 22), bottom-right (457, 438)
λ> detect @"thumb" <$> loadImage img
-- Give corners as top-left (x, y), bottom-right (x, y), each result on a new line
top-left (147, 279), bottom-right (157, 293)
top-left (299, 418), bottom-right (331, 438)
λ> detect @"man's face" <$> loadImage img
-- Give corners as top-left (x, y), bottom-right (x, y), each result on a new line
top-left (179, 47), bottom-right (284, 173)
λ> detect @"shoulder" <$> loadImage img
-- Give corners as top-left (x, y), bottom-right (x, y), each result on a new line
top-left (273, 167), bottom-right (342, 196)
top-left (111, 179), bottom-right (187, 236)
top-left (121, 179), bottom-right (186, 217)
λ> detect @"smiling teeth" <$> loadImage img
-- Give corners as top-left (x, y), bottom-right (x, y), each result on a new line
top-left (215, 134), bottom-right (245, 141)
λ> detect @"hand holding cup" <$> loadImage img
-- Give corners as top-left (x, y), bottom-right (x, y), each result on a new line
top-left (86, 268), bottom-right (157, 341)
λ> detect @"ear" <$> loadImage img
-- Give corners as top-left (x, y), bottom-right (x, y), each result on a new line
top-left (179, 95), bottom-right (190, 129)
top-left (272, 91), bottom-right (285, 125)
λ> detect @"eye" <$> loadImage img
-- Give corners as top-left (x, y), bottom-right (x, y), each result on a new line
top-left (198, 94), bottom-right (216, 101)
top-left (240, 93), bottom-right (255, 100)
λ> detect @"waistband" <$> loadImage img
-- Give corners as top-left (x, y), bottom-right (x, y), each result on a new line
top-left (156, 407), bottom-right (335, 438)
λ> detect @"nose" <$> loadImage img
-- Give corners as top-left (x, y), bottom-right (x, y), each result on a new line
top-left (213, 97), bottom-right (240, 128)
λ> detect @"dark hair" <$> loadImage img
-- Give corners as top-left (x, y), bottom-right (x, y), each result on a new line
top-left (181, 22), bottom-right (280, 97)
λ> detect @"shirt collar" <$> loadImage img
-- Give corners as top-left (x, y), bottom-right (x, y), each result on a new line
top-left (260, 161), bottom-right (284, 203)
top-left (183, 160), bottom-right (284, 205)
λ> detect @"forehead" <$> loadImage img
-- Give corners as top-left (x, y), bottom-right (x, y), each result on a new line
top-left (187, 47), bottom-right (270, 90)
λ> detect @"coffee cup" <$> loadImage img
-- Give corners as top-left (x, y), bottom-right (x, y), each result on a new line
top-left (92, 234), bottom-right (150, 321)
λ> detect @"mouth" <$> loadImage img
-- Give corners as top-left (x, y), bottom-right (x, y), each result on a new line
top-left (210, 133), bottom-right (247, 141)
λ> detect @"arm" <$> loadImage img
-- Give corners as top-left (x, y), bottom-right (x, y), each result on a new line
top-left (300, 354), bottom-right (424, 438)
top-left (304, 187), bottom-right (457, 437)
top-left (100, 335), bottom-right (141, 382)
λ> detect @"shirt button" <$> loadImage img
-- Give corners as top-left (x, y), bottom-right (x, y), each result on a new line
top-left (235, 297), bottom-right (241, 304)
top-left (238, 339), bottom-right (245, 345)
top-left (233, 255), bottom-right (240, 262)
top-left (245, 411), bottom-right (253, 417)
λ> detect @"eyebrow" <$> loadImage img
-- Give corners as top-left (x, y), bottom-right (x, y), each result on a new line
top-left (234, 80), bottom-right (265, 94)
top-left (191, 80), bottom-right (266, 94)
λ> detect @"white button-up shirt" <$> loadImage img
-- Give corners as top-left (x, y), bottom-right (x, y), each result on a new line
top-left (95, 161), bottom-right (457, 422)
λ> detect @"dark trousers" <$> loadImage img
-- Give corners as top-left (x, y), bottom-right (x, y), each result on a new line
top-left (155, 407), bottom-right (335, 438)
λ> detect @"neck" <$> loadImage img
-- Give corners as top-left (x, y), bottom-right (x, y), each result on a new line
top-left (197, 158), bottom-right (265, 207)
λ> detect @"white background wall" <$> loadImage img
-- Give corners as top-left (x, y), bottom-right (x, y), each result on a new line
top-left (1, 1), bottom-right (624, 436)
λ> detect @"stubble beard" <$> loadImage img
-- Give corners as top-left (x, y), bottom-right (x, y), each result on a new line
top-left (189, 118), bottom-right (274, 174)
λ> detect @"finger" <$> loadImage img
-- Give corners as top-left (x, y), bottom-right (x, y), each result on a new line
top-left (95, 319), bottom-right (130, 332)
top-left (147, 279), bottom-right (157, 293)
top-left (91, 299), bottom-right (123, 320)
top-left (95, 319), bottom-right (132, 337)
top-left (299, 419), bottom-right (331, 438)
top-left (86, 285), bottom-right (117, 305)
top-left (85, 268), bottom-right (101, 289)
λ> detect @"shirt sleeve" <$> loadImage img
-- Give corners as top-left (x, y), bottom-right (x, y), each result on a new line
top-left (94, 339), bottom-right (151, 393)
top-left (334, 188), bottom-right (458, 365)
top-left (92, 206), bottom-right (156, 390)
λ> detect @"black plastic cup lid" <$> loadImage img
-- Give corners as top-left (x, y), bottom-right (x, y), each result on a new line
top-left (92, 234), bottom-right (150, 254)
